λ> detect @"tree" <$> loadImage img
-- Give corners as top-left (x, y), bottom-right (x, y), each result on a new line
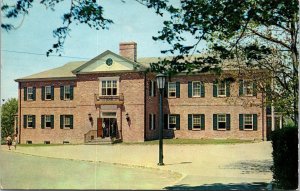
top-left (1, 98), bottom-right (18, 141)
top-left (2, 0), bottom-right (298, 124)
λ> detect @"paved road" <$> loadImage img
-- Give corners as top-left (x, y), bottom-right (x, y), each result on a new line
top-left (0, 150), bottom-right (179, 189)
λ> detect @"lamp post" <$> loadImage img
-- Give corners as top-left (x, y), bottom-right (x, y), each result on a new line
top-left (156, 73), bottom-right (166, 166)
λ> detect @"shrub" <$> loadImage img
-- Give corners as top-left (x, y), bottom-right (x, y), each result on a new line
top-left (271, 125), bottom-right (298, 190)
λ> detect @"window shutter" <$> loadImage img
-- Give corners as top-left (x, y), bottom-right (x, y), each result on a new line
top-left (213, 81), bottom-right (217, 97)
top-left (23, 115), bottom-right (27, 128)
top-left (176, 114), bottom-right (180, 130)
top-left (239, 114), bottom-right (244, 130)
top-left (70, 115), bottom-right (74, 129)
top-left (176, 82), bottom-right (180, 98)
top-left (41, 86), bottom-right (45, 100)
top-left (201, 114), bottom-right (205, 130)
top-left (226, 114), bottom-right (230, 130)
top-left (149, 81), bottom-right (152, 96)
top-left (51, 86), bottom-right (54, 100)
top-left (60, 86), bottom-right (64, 100)
top-left (70, 85), bottom-right (74, 100)
top-left (41, 115), bottom-right (45, 129)
top-left (164, 114), bottom-right (168, 129)
top-left (253, 114), bottom-right (258, 131)
top-left (164, 83), bottom-right (168, 97)
top-left (226, 81), bottom-right (230, 97)
top-left (24, 87), bottom-right (27, 101)
top-left (153, 114), bottom-right (156, 130)
top-left (51, 115), bottom-right (54, 129)
top-left (201, 83), bottom-right (205, 97)
top-left (32, 87), bottom-right (36, 101)
top-left (188, 114), bottom-right (192, 130)
top-left (213, 114), bottom-right (217, 130)
top-left (239, 80), bottom-right (243, 96)
top-left (188, 81), bottom-right (192, 98)
top-left (60, 115), bottom-right (64, 129)
top-left (153, 82), bottom-right (156, 96)
top-left (32, 115), bottom-right (36, 129)
top-left (149, 114), bottom-right (151, 130)
top-left (253, 81), bottom-right (257, 96)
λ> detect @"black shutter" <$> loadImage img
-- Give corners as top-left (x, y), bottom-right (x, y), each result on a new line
top-left (51, 115), bottom-right (54, 129)
top-left (188, 81), bottom-right (192, 98)
top-left (32, 87), bottom-right (36, 101)
top-left (60, 115), bottom-right (64, 129)
top-left (24, 87), bottom-right (27, 101)
top-left (176, 114), bottom-right (180, 130)
top-left (213, 114), bottom-right (217, 130)
top-left (23, 115), bottom-right (27, 128)
top-left (32, 115), bottom-right (36, 129)
top-left (41, 86), bottom-right (45, 100)
top-left (188, 114), bottom-right (192, 130)
top-left (239, 80), bottom-right (243, 96)
top-left (153, 82), bottom-right (156, 97)
top-left (226, 114), bottom-right (230, 130)
top-left (153, 114), bottom-right (156, 130)
top-left (213, 81), bottom-right (217, 97)
top-left (149, 81), bottom-right (152, 96)
top-left (51, 86), bottom-right (54, 100)
top-left (226, 81), bottom-right (230, 97)
top-left (201, 114), bottom-right (205, 130)
top-left (60, 86), bottom-right (64, 100)
top-left (41, 115), bottom-right (45, 129)
top-left (253, 114), bottom-right (258, 131)
top-left (253, 81), bottom-right (257, 96)
top-left (70, 85), bottom-right (74, 100)
top-left (201, 83), bottom-right (205, 97)
top-left (176, 82), bottom-right (180, 98)
top-left (164, 82), bottom-right (168, 97)
top-left (239, 114), bottom-right (244, 130)
top-left (70, 115), bottom-right (73, 129)
top-left (149, 114), bottom-right (152, 130)
top-left (164, 114), bottom-right (168, 129)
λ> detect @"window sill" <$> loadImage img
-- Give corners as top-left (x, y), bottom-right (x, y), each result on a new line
top-left (217, 95), bottom-right (227, 98)
top-left (244, 128), bottom-right (254, 131)
top-left (191, 129), bottom-right (202, 131)
top-left (26, 100), bottom-right (35, 102)
top-left (217, 129), bottom-right (227, 131)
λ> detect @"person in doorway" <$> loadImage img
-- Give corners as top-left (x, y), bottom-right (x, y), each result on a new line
top-left (12, 134), bottom-right (18, 150)
top-left (102, 122), bottom-right (106, 138)
top-left (6, 135), bottom-right (12, 150)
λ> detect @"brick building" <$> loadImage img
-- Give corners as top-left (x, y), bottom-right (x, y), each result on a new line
top-left (15, 42), bottom-right (271, 144)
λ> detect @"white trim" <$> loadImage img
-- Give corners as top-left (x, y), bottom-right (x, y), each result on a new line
top-left (217, 82), bottom-right (226, 97)
top-left (192, 81), bottom-right (202, 97)
top-left (150, 80), bottom-right (155, 97)
top-left (168, 82), bottom-right (176, 98)
top-left (192, 114), bottom-right (201, 130)
top-left (168, 114), bottom-right (177, 129)
top-left (99, 77), bottom-right (119, 96)
top-left (27, 87), bottom-right (33, 100)
top-left (217, 114), bottom-right (226, 130)
top-left (149, 113), bottom-right (155, 130)
top-left (101, 112), bottom-right (117, 118)
top-left (243, 114), bottom-right (253, 130)
top-left (45, 115), bottom-right (52, 128)
top-left (45, 86), bottom-right (52, 100)
top-left (27, 115), bottom-right (33, 128)
top-left (64, 85), bottom-right (71, 100)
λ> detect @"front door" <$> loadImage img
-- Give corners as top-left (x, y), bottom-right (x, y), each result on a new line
top-left (97, 118), bottom-right (103, 137)
top-left (103, 118), bottom-right (117, 138)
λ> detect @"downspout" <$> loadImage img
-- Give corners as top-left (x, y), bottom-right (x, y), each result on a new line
top-left (18, 82), bottom-right (22, 143)
top-left (144, 72), bottom-right (147, 141)
top-left (261, 91), bottom-right (265, 141)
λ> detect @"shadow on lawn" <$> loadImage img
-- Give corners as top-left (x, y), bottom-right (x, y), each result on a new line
top-left (164, 182), bottom-right (269, 190)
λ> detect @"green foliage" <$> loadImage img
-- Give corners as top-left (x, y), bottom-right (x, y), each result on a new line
top-left (1, 98), bottom-right (18, 140)
top-left (271, 126), bottom-right (298, 189)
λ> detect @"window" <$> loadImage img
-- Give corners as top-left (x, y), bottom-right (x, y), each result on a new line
top-left (24, 115), bottom-right (35, 128)
top-left (217, 114), bottom-right (226, 130)
top-left (218, 82), bottom-right (226, 96)
top-left (45, 86), bottom-right (52, 100)
top-left (149, 114), bottom-right (156, 130)
top-left (27, 87), bottom-right (33, 100)
top-left (27, 115), bottom-right (33, 128)
top-left (64, 116), bottom-right (71, 128)
top-left (101, 80), bottom-right (118, 96)
top-left (244, 81), bottom-right (253, 96)
top-left (244, 114), bottom-right (253, 130)
top-left (192, 115), bottom-right (201, 129)
top-left (64, 86), bottom-right (71, 100)
top-left (168, 82), bottom-right (176, 98)
top-left (60, 115), bottom-right (73, 129)
top-left (149, 80), bottom-right (156, 97)
top-left (168, 115), bottom-right (177, 129)
top-left (192, 82), bottom-right (201, 97)
top-left (60, 85), bottom-right (73, 100)
top-left (101, 112), bottom-right (117, 118)
top-left (45, 115), bottom-right (52, 128)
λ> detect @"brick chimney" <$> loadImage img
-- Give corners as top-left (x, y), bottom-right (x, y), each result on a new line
top-left (119, 42), bottom-right (137, 62)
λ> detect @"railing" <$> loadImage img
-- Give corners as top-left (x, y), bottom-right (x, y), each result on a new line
top-left (84, 130), bottom-right (97, 143)
top-left (94, 93), bottom-right (124, 106)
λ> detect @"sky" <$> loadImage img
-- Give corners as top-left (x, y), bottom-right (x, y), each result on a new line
top-left (1, 0), bottom-right (200, 101)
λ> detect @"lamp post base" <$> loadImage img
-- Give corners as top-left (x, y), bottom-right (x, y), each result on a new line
top-left (157, 162), bottom-right (165, 166)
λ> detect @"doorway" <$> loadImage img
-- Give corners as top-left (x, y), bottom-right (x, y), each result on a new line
top-left (97, 118), bottom-right (117, 138)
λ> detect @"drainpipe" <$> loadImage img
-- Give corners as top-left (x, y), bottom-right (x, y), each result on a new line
top-left (18, 82), bottom-right (22, 144)
top-left (261, 91), bottom-right (265, 141)
top-left (271, 74), bottom-right (275, 131)
top-left (144, 72), bottom-right (147, 141)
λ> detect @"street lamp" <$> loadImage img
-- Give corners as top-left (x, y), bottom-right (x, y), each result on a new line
top-left (156, 73), bottom-right (166, 166)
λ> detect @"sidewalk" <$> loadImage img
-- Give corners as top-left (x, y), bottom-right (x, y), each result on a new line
top-left (1, 141), bottom-right (273, 187)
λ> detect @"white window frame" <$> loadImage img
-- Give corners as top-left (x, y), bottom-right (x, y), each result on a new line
top-left (64, 85), bottom-right (71, 100)
top-left (192, 114), bottom-right (201, 129)
top-left (45, 86), bottom-right (52, 100)
top-left (192, 81), bottom-right (202, 97)
top-left (99, 77), bottom-right (119, 96)
top-left (217, 82), bottom-right (226, 97)
top-left (27, 87), bottom-right (33, 100)
top-left (101, 112), bottom-right (117, 118)
top-left (45, 115), bottom-right (52, 128)
top-left (168, 115), bottom-right (177, 129)
top-left (27, 115), bottom-right (33, 128)
top-left (244, 114), bottom-right (253, 130)
top-left (150, 80), bottom-right (155, 97)
top-left (149, 113), bottom-right (155, 130)
top-left (217, 114), bottom-right (226, 130)
top-left (64, 115), bottom-right (71, 129)
top-left (168, 82), bottom-right (176, 98)
top-left (243, 81), bottom-right (253, 96)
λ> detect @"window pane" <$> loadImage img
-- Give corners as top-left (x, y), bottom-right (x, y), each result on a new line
top-left (168, 83), bottom-right (176, 97)
top-left (112, 88), bottom-right (117, 95)
top-left (193, 115), bottom-right (201, 128)
top-left (102, 88), bottom-right (107, 95)
top-left (244, 114), bottom-right (253, 125)
top-left (102, 81), bottom-right (106, 88)
top-left (112, 81), bottom-right (117, 88)
top-left (107, 81), bottom-right (111, 88)
top-left (218, 82), bottom-right (226, 96)
top-left (218, 122), bottom-right (226, 129)
top-left (193, 82), bottom-right (201, 97)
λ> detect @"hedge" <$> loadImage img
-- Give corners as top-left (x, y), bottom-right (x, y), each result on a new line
top-left (271, 125), bottom-right (298, 190)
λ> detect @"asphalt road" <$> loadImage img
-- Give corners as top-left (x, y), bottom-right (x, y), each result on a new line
top-left (0, 150), bottom-right (179, 189)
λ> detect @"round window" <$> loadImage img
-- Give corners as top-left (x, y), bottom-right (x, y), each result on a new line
top-left (106, 58), bottom-right (113, 66)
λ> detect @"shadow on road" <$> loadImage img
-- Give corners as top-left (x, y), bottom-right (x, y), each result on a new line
top-left (164, 182), bottom-right (269, 190)
top-left (223, 159), bottom-right (273, 174)
top-left (164, 161), bottom-right (192, 166)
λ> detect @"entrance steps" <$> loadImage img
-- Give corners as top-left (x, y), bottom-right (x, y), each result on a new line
top-left (85, 137), bottom-right (122, 145)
